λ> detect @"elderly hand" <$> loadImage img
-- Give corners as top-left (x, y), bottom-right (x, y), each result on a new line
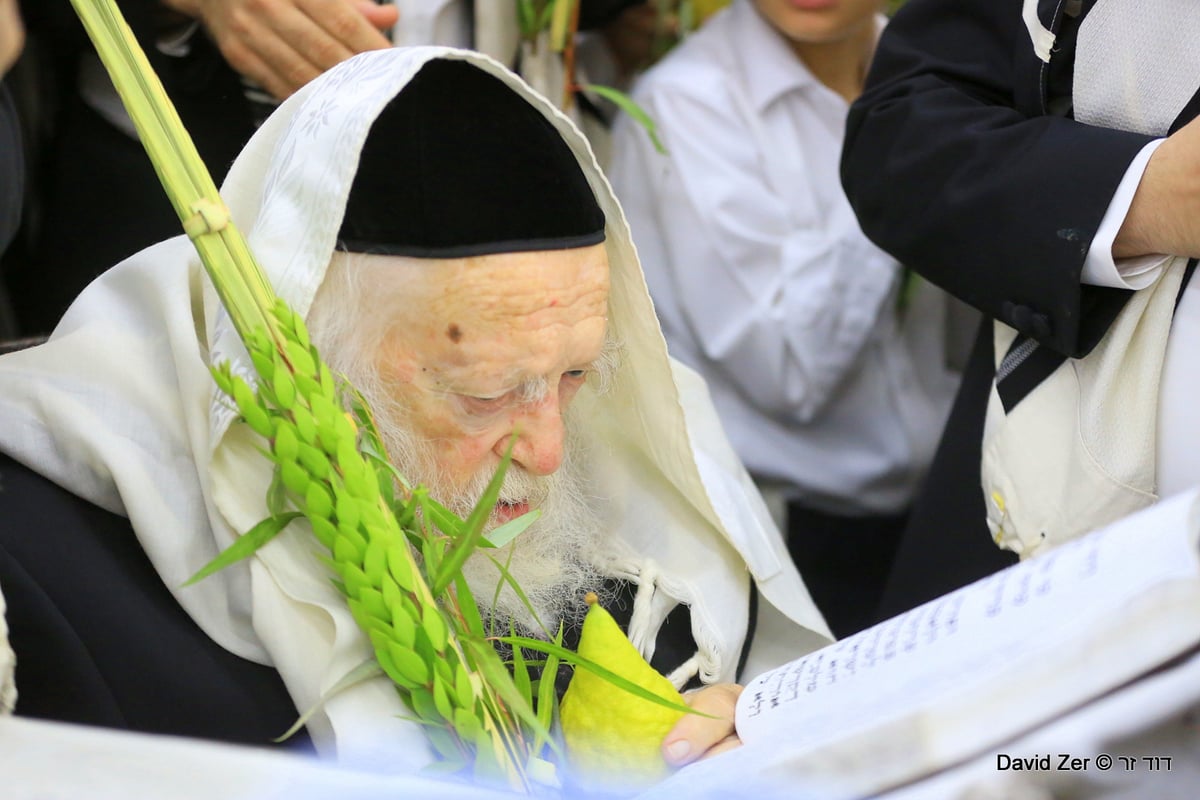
top-left (661, 682), bottom-right (743, 767)
top-left (162, 0), bottom-right (399, 100)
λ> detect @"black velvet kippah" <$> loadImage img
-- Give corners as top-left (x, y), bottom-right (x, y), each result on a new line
top-left (337, 59), bottom-right (607, 258)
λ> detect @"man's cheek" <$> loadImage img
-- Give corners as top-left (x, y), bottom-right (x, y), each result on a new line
top-left (439, 434), bottom-right (500, 484)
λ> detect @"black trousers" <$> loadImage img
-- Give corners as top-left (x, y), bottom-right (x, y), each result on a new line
top-left (785, 501), bottom-right (908, 640)
top-left (874, 323), bottom-right (1017, 624)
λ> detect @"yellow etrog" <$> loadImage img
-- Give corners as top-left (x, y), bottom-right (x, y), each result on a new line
top-left (559, 592), bottom-right (687, 790)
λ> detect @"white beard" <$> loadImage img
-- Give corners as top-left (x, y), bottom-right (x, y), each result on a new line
top-left (307, 270), bottom-right (619, 638)
top-left (343, 377), bottom-right (612, 638)
top-left (382, 416), bottom-right (611, 636)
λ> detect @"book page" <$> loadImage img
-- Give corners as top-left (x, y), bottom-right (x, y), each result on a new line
top-left (736, 489), bottom-right (1200, 753)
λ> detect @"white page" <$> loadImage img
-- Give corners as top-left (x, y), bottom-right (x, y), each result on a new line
top-left (736, 489), bottom-right (1200, 751)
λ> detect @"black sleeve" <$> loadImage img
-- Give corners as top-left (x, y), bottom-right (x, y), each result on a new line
top-left (840, 0), bottom-right (1153, 357)
top-left (0, 82), bottom-right (22, 257)
top-left (0, 452), bottom-right (311, 749)
top-left (24, 0), bottom-right (255, 182)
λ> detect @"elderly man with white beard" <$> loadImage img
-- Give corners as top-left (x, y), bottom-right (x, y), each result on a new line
top-left (307, 246), bottom-right (623, 641)
top-left (0, 49), bottom-right (831, 777)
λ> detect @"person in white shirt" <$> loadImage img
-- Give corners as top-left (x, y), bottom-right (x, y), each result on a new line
top-left (607, 0), bottom-right (964, 637)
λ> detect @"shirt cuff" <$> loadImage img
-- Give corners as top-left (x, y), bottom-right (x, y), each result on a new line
top-left (1082, 138), bottom-right (1170, 290)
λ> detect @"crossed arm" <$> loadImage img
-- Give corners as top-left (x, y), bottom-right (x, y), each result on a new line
top-left (1117, 114), bottom-right (1200, 261)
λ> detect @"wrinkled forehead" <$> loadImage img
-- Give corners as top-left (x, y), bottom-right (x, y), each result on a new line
top-left (341, 246), bottom-right (611, 391)
top-left (327, 244), bottom-right (611, 343)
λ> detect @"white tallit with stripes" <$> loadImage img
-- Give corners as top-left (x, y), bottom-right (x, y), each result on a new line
top-left (983, 0), bottom-right (1199, 556)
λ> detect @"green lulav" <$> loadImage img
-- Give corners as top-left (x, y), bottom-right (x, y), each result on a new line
top-left (221, 302), bottom-right (539, 791)
top-left (71, 0), bottom-right (557, 789)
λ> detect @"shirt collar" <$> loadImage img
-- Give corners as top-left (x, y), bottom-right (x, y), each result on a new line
top-left (730, 1), bottom-right (887, 113)
top-left (731, 0), bottom-right (817, 112)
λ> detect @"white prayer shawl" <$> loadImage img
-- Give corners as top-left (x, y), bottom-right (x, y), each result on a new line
top-left (0, 48), bottom-right (830, 770)
top-left (982, 1), bottom-right (1195, 556)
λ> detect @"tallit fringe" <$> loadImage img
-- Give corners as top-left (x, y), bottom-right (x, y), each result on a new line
top-left (607, 554), bottom-right (725, 691)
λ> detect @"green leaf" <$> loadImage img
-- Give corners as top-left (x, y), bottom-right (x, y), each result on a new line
top-left (183, 512), bottom-right (302, 586)
top-left (677, 0), bottom-right (695, 35)
top-left (266, 462), bottom-right (287, 515)
top-left (484, 551), bottom-right (549, 638)
top-left (536, 1), bottom-right (557, 35)
top-left (488, 542), bottom-right (519, 638)
top-left (409, 490), bottom-right (467, 542)
top-left (417, 497), bottom-right (446, 577)
top-left (583, 83), bottom-right (667, 155)
top-left (516, 0), bottom-right (537, 38)
top-left (499, 636), bottom-right (713, 719)
top-left (464, 638), bottom-right (553, 753)
top-left (510, 621), bottom-right (533, 710)
top-left (273, 658), bottom-right (383, 742)
top-left (349, 411), bottom-right (481, 547)
top-left (209, 363), bottom-right (234, 396)
top-left (431, 442), bottom-right (515, 595)
top-left (471, 724), bottom-right (507, 785)
top-left (375, 459), bottom-right (397, 510)
top-left (533, 624), bottom-right (564, 753)
top-left (483, 508), bottom-right (540, 549)
top-left (549, 0), bottom-right (576, 52)
top-left (453, 573), bottom-right (486, 638)
top-left (896, 267), bottom-right (921, 315)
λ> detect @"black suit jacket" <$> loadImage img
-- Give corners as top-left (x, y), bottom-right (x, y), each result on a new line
top-left (5, 1), bottom-right (257, 335)
top-left (0, 452), bottom-right (311, 746)
top-left (26, 0), bottom-right (257, 180)
top-left (841, 0), bottom-right (1177, 359)
top-left (839, 0), bottom-right (1200, 618)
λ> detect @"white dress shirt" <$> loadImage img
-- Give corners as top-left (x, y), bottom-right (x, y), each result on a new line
top-left (390, 0), bottom-right (472, 49)
top-left (607, 1), bottom-right (961, 515)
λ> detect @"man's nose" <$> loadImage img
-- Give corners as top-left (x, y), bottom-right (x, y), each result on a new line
top-left (506, 396), bottom-right (565, 477)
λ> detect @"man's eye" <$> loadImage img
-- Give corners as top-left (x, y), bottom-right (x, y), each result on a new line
top-left (563, 369), bottom-right (588, 381)
top-left (458, 392), bottom-right (510, 415)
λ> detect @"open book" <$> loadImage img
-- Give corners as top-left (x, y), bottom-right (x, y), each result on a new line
top-left (723, 488), bottom-right (1200, 798)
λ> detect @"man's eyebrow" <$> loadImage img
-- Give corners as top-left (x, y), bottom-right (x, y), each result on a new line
top-left (441, 332), bottom-right (622, 400)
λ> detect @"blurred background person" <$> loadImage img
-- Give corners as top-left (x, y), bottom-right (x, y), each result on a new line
top-left (607, 0), bottom-right (970, 638)
top-left (0, 0), bottom-right (665, 337)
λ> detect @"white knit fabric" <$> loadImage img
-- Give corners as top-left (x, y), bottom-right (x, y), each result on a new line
top-left (1074, 0), bottom-right (1200, 136)
top-left (982, 2), bottom-right (1198, 556)
top-left (983, 263), bottom-right (1185, 556)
